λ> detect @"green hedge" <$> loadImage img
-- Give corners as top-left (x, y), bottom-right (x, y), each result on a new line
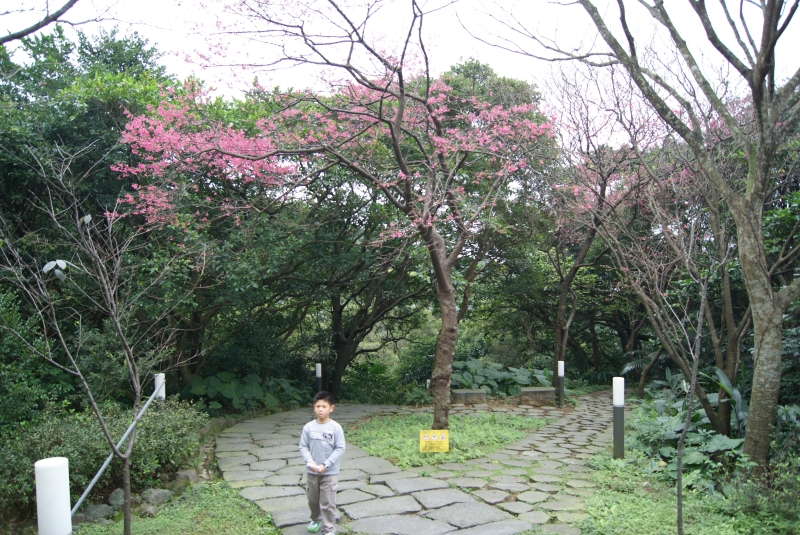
top-left (0, 398), bottom-right (207, 519)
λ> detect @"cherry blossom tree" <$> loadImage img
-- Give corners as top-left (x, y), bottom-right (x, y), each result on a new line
top-left (545, 66), bottom-right (651, 377)
top-left (116, 1), bottom-right (553, 428)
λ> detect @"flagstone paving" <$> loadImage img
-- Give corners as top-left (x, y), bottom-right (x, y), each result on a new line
top-left (214, 392), bottom-right (618, 534)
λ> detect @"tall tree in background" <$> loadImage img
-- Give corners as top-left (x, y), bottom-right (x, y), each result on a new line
top-left (481, 0), bottom-right (800, 470)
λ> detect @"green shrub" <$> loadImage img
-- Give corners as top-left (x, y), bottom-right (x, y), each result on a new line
top-left (451, 359), bottom-right (532, 396)
top-left (0, 398), bottom-right (207, 519)
top-left (183, 372), bottom-right (307, 413)
top-left (341, 360), bottom-right (398, 404)
top-left (0, 290), bottom-right (76, 432)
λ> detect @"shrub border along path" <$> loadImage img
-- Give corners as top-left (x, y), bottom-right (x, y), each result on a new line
top-left (215, 392), bottom-right (615, 535)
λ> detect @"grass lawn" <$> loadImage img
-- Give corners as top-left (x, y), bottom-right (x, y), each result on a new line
top-left (75, 482), bottom-right (279, 535)
top-left (346, 412), bottom-right (548, 468)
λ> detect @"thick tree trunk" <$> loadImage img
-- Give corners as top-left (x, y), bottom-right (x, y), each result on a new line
top-left (431, 269), bottom-right (456, 430)
top-left (423, 227), bottom-right (456, 430)
top-left (736, 206), bottom-right (784, 469)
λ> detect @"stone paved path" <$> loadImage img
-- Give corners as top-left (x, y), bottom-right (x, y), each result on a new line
top-left (214, 391), bottom-right (615, 535)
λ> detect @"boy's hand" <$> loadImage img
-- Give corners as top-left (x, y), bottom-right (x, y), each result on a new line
top-left (316, 464), bottom-right (327, 473)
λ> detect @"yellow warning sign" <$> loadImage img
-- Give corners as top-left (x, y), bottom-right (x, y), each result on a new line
top-left (419, 430), bottom-right (449, 453)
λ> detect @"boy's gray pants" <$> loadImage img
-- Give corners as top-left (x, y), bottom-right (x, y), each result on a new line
top-left (306, 473), bottom-right (339, 532)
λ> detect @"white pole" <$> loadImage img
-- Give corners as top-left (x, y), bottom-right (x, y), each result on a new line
top-left (557, 361), bottom-right (565, 377)
top-left (35, 457), bottom-right (71, 535)
top-left (613, 376), bottom-right (625, 459)
top-left (613, 377), bottom-right (625, 407)
top-left (154, 373), bottom-right (166, 401)
top-left (315, 363), bottom-right (322, 378)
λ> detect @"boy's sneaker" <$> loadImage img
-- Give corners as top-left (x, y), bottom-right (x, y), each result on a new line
top-left (307, 521), bottom-right (321, 533)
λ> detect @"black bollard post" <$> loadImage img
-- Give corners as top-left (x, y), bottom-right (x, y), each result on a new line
top-left (613, 377), bottom-right (625, 459)
top-left (557, 361), bottom-right (565, 407)
top-left (316, 363), bottom-right (323, 393)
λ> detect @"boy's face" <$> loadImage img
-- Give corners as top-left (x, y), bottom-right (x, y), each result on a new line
top-left (314, 399), bottom-right (334, 422)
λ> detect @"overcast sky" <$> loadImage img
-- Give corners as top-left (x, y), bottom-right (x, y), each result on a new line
top-left (5, 0), bottom-right (800, 99)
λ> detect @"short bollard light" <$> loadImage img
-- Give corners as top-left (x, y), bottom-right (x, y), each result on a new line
top-left (35, 457), bottom-right (71, 535)
top-left (613, 376), bottom-right (625, 459)
top-left (316, 363), bottom-right (323, 393)
top-left (426, 379), bottom-right (430, 392)
top-left (557, 361), bottom-right (565, 407)
top-left (154, 373), bottom-right (166, 401)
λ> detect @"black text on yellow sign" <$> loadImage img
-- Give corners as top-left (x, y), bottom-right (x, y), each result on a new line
top-left (419, 429), bottom-right (449, 452)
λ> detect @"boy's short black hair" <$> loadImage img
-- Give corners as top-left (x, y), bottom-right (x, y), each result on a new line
top-left (313, 391), bottom-right (335, 405)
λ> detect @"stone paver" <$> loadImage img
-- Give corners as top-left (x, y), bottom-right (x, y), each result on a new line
top-left (496, 501), bottom-right (534, 514)
top-left (471, 489), bottom-right (508, 504)
top-left (348, 514), bottom-right (456, 535)
top-left (386, 477), bottom-right (448, 495)
top-left (336, 489), bottom-right (375, 505)
top-left (343, 496), bottom-right (422, 519)
top-left (424, 501), bottom-right (512, 528)
top-left (212, 390), bottom-right (619, 534)
top-left (447, 477), bottom-right (488, 488)
top-left (411, 489), bottom-right (475, 509)
top-left (451, 520), bottom-right (533, 535)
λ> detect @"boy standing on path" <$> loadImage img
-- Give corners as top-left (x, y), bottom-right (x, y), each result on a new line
top-left (299, 391), bottom-right (346, 534)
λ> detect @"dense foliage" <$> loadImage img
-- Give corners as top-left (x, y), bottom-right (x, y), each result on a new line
top-left (0, 399), bottom-right (206, 518)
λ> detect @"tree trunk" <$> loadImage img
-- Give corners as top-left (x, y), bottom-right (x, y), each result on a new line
top-left (637, 348), bottom-right (662, 399)
top-left (743, 298), bottom-right (783, 467)
top-left (736, 207), bottom-right (784, 469)
top-left (552, 229), bottom-right (596, 377)
top-left (431, 268), bottom-right (456, 429)
top-left (122, 454), bottom-right (132, 535)
top-left (589, 313), bottom-right (601, 372)
top-left (424, 228), bottom-right (456, 430)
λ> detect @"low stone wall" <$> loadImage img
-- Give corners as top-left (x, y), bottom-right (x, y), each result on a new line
top-left (451, 388), bottom-right (487, 404)
top-left (520, 387), bottom-right (556, 406)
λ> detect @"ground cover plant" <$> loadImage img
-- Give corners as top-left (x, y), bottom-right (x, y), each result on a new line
top-left (74, 482), bottom-right (279, 535)
top-left (346, 412), bottom-right (547, 468)
top-left (580, 451), bottom-right (748, 535)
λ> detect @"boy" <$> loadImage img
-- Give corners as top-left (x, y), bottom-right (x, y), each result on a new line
top-left (299, 391), bottom-right (346, 534)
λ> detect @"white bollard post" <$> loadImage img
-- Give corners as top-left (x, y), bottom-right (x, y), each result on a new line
top-left (557, 361), bottom-right (565, 407)
top-left (613, 377), bottom-right (625, 459)
top-left (35, 457), bottom-right (72, 535)
top-left (426, 379), bottom-right (431, 392)
top-left (316, 363), bottom-right (323, 393)
top-left (154, 373), bottom-right (166, 401)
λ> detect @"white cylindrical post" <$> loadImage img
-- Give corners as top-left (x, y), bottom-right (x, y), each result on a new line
top-left (613, 377), bottom-right (625, 407)
top-left (613, 377), bottom-right (625, 459)
top-left (154, 373), bottom-right (166, 401)
top-left (316, 363), bottom-right (323, 393)
top-left (35, 457), bottom-right (72, 535)
top-left (556, 361), bottom-right (565, 407)
top-left (426, 379), bottom-right (431, 391)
